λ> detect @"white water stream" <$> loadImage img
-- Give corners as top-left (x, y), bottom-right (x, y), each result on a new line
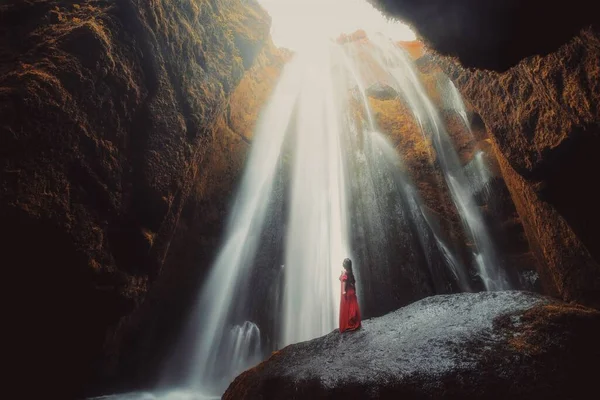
top-left (97, 33), bottom-right (513, 400)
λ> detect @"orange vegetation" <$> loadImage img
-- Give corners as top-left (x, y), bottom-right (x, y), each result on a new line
top-left (229, 40), bottom-right (291, 140)
top-left (368, 97), bottom-right (431, 164)
top-left (398, 40), bottom-right (425, 60)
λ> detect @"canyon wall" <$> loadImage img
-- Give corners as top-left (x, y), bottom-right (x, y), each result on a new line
top-left (2, 0), bottom-right (599, 397)
top-left (437, 28), bottom-right (600, 307)
top-left (343, 36), bottom-right (539, 300)
top-left (0, 0), bottom-right (284, 397)
top-left (370, 1), bottom-right (600, 308)
top-left (103, 38), bottom-right (290, 393)
top-left (414, 54), bottom-right (541, 290)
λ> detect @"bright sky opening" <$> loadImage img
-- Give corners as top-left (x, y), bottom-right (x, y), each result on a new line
top-left (257, 0), bottom-right (416, 50)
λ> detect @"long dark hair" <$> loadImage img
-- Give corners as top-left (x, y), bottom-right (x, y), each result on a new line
top-left (343, 258), bottom-right (356, 286)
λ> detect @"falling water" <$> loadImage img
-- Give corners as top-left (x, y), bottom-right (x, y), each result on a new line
top-left (98, 32), bottom-right (515, 400)
top-left (440, 76), bottom-right (495, 202)
top-left (179, 57), bottom-right (306, 394)
top-left (363, 34), bottom-right (511, 290)
top-left (335, 46), bottom-right (465, 316)
top-left (464, 151), bottom-right (494, 198)
top-left (443, 78), bottom-right (471, 131)
top-left (226, 322), bottom-right (262, 379)
top-left (147, 57), bottom-right (309, 399)
top-left (281, 44), bottom-right (350, 346)
top-left (370, 131), bottom-right (471, 293)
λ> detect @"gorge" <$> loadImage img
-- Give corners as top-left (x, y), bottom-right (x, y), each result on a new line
top-left (1, 1), bottom-right (599, 399)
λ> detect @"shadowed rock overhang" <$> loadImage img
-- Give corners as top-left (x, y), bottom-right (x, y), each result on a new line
top-left (369, 0), bottom-right (599, 71)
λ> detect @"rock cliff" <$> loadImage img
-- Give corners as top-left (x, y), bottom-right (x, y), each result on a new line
top-left (0, 0), bottom-right (281, 397)
top-left (369, 1), bottom-right (600, 309)
top-left (437, 27), bottom-right (600, 308)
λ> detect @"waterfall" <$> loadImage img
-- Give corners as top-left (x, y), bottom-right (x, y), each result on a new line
top-left (281, 44), bottom-right (350, 346)
top-left (362, 35), bottom-right (512, 291)
top-left (157, 56), bottom-right (308, 396)
top-left (97, 34), bottom-right (514, 400)
top-left (444, 78), bottom-right (472, 131)
top-left (464, 151), bottom-right (494, 199)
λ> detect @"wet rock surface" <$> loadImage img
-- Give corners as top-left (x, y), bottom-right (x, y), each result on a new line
top-left (224, 291), bottom-right (600, 400)
top-left (438, 27), bottom-right (600, 308)
top-left (354, 46), bottom-right (539, 295)
top-left (412, 55), bottom-right (541, 289)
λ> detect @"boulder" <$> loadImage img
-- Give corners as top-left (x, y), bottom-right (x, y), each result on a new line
top-left (225, 291), bottom-right (600, 399)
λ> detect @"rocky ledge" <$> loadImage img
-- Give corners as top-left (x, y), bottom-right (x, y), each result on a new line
top-left (224, 291), bottom-right (600, 400)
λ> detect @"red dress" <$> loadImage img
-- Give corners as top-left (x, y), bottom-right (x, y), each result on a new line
top-left (339, 272), bottom-right (361, 332)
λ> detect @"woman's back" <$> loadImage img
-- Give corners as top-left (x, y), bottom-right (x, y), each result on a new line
top-left (339, 258), bottom-right (361, 332)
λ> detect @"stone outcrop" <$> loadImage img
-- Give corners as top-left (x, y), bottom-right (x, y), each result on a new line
top-left (228, 41), bottom-right (293, 141)
top-left (0, 0), bottom-right (279, 397)
top-left (224, 291), bottom-right (600, 400)
top-left (438, 27), bottom-right (600, 308)
top-left (369, 0), bottom-right (598, 71)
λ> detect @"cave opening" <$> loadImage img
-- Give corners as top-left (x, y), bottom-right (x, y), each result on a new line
top-left (1, 1), bottom-right (598, 399)
top-left (90, 2), bottom-right (545, 398)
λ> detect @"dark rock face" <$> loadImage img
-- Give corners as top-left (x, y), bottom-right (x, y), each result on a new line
top-left (224, 291), bottom-right (600, 400)
top-left (101, 38), bottom-right (289, 394)
top-left (437, 27), bottom-right (600, 308)
top-left (369, 0), bottom-right (599, 71)
top-left (0, 0), bottom-right (271, 398)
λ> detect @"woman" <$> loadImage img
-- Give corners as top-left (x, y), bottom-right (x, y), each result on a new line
top-left (339, 258), bottom-right (361, 333)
